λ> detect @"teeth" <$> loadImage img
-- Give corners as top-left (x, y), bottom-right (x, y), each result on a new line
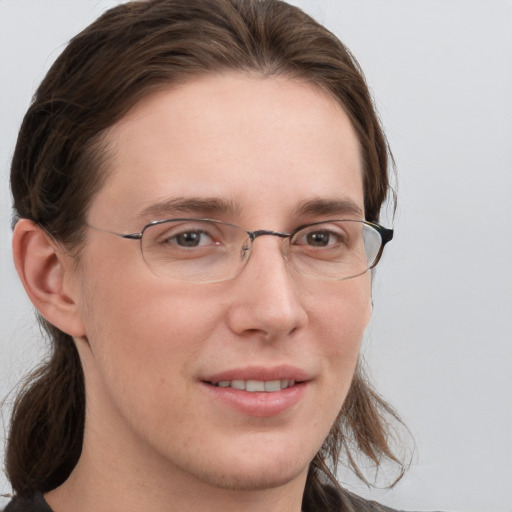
top-left (213, 379), bottom-right (297, 392)
top-left (246, 380), bottom-right (265, 392)
top-left (264, 380), bottom-right (281, 392)
top-left (230, 380), bottom-right (245, 390)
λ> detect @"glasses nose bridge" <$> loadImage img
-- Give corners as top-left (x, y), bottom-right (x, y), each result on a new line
top-left (244, 229), bottom-right (291, 260)
top-left (249, 229), bottom-right (290, 241)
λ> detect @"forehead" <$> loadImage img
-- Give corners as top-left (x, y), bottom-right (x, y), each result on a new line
top-left (90, 73), bottom-right (363, 226)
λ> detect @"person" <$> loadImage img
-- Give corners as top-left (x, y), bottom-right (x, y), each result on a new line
top-left (3, 0), bottom-right (409, 510)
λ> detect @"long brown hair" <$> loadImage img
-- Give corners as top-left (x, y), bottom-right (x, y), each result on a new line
top-left (7, 0), bottom-right (403, 508)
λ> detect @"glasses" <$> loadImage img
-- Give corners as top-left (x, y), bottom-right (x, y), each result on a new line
top-left (88, 218), bottom-right (393, 283)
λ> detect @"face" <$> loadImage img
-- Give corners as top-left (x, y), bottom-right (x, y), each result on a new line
top-left (70, 73), bottom-right (371, 493)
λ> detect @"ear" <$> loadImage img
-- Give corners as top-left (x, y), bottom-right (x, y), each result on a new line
top-left (12, 219), bottom-right (86, 338)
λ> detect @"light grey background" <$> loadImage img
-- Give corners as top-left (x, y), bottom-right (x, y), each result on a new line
top-left (1, 1), bottom-right (511, 511)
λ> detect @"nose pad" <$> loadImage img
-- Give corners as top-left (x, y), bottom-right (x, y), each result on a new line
top-left (236, 231), bottom-right (290, 278)
top-left (240, 238), bottom-right (252, 262)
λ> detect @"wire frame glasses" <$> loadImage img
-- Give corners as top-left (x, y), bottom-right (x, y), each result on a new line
top-left (88, 218), bottom-right (393, 283)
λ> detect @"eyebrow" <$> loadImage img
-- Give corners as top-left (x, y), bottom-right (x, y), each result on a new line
top-left (136, 196), bottom-right (242, 221)
top-left (293, 198), bottom-right (364, 219)
top-left (136, 196), bottom-right (364, 223)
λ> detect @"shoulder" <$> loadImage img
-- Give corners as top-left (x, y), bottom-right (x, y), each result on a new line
top-left (323, 484), bottom-right (427, 512)
top-left (340, 489), bottom-right (402, 511)
top-left (335, 486), bottom-right (402, 512)
top-left (3, 494), bottom-right (53, 512)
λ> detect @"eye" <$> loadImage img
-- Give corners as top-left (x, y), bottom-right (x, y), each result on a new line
top-left (303, 230), bottom-right (339, 247)
top-left (145, 220), bottom-right (225, 251)
top-left (165, 230), bottom-right (215, 248)
top-left (294, 224), bottom-right (347, 248)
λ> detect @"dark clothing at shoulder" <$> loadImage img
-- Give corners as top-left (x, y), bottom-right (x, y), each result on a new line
top-left (338, 486), bottom-right (404, 511)
top-left (3, 488), bottom-right (432, 512)
top-left (3, 493), bottom-right (52, 512)
top-left (324, 485), bottom-right (404, 512)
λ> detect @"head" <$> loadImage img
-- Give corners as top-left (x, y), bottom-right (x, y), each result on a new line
top-left (8, 0), bottom-right (401, 506)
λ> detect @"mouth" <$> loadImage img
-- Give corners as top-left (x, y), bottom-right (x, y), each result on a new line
top-left (200, 366), bottom-right (309, 416)
top-left (206, 379), bottom-right (298, 392)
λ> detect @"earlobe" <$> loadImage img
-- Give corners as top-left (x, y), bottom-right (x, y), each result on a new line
top-left (12, 219), bottom-right (86, 338)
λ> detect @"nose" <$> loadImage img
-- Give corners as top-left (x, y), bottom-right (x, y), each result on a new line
top-left (226, 236), bottom-right (308, 340)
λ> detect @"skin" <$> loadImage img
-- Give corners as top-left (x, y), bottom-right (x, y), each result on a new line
top-left (14, 73), bottom-right (372, 512)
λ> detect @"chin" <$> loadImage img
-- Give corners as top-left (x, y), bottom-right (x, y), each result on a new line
top-left (201, 437), bottom-right (314, 491)
top-left (192, 457), bottom-right (309, 492)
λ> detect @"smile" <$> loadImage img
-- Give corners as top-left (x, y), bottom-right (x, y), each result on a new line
top-left (210, 379), bottom-right (296, 392)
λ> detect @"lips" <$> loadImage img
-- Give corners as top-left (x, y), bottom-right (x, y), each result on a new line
top-left (201, 365), bottom-right (309, 417)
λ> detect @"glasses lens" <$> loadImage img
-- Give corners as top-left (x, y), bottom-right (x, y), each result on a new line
top-left (290, 221), bottom-right (383, 279)
top-left (140, 219), bottom-right (248, 282)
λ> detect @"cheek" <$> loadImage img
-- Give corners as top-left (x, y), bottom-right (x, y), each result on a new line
top-left (86, 280), bottom-right (215, 347)
top-left (309, 273), bottom-right (371, 344)
top-left (77, 256), bottom-right (223, 388)
top-left (307, 275), bottom-right (371, 388)
top-left (77, 274), bottom-right (230, 437)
